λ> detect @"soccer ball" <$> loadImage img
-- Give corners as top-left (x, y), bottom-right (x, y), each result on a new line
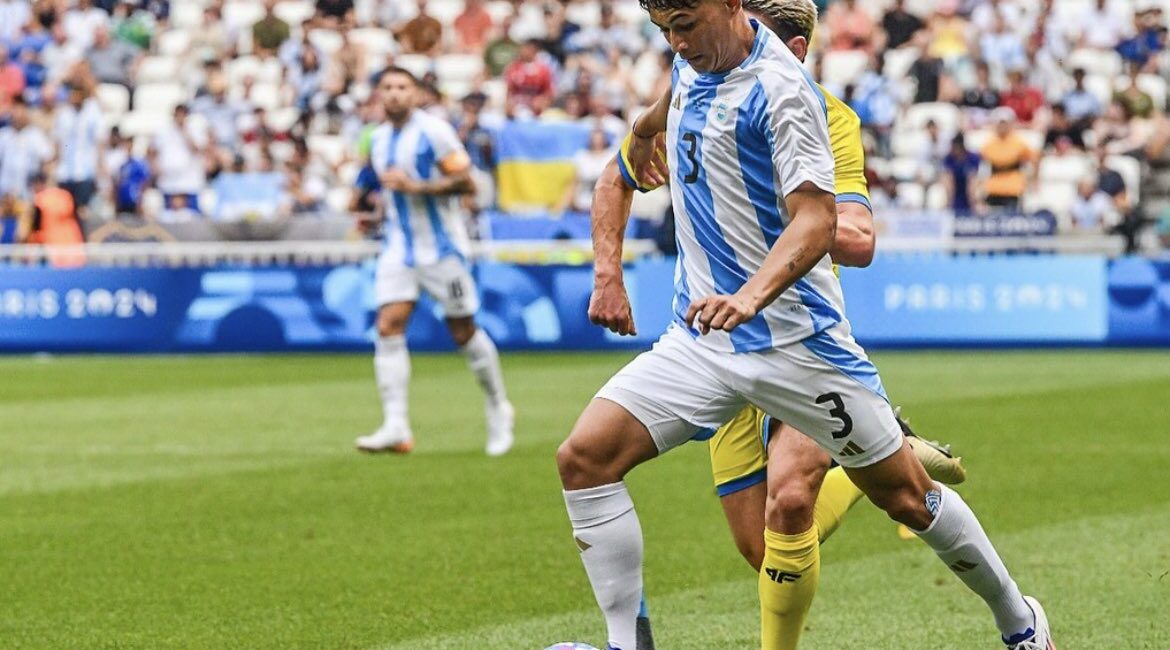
top-left (543, 644), bottom-right (600, 650)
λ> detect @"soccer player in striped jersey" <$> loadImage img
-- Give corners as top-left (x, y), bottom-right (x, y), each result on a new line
top-left (556, 2), bottom-right (1054, 650)
top-left (615, 1), bottom-right (966, 648)
top-left (354, 67), bottom-right (515, 457)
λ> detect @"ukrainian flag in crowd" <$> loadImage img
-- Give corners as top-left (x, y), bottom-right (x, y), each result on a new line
top-left (495, 122), bottom-right (591, 212)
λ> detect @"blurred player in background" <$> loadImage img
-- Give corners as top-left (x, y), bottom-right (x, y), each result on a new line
top-left (354, 67), bottom-right (515, 457)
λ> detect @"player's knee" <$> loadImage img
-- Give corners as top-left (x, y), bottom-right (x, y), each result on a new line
top-left (872, 486), bottom-right (933, 530)
top-left (447, 319), bottom-right (476, 346)
top-left (556, 437), bottom-right (607, 488)
top-left (377, 312), bottom-right (408, 337)
top-left (765, 481), bottom-right (818, 534)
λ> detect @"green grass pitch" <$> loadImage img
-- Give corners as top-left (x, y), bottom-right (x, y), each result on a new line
top-left (2, 350), bottom-right (1169, 649)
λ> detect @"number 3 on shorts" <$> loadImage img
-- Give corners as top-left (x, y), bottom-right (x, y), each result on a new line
top-left (816, 392), bottom-right (853, 439)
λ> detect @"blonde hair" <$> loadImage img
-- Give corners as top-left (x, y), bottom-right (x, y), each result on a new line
top-left (742, 0), bottom-right (818, 41)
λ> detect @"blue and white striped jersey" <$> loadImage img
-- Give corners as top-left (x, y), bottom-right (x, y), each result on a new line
top-left (666, 22), bottom-right (842, 353)
top-left (367, 111), bottom-right (472, 267)
top-left (53, 99), bottom-right (102, 182)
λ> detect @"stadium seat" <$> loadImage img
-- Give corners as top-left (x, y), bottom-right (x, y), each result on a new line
top-left (485, 1), bottom-right (513, 23)
top-left (889, 157), bottom-right (922, 181)
top-left (1038, 155), bottom-right (1092, 185)
top-left (308, 28), bottom-right (345, 56)
top-left (1029, 180), bottom-right (1078, 220)
top-left (890, 128), bottom-right (929, 158)
top-left (1083, 74), bottom-right (1114, 105)
top-left (427, 0), bottom-right (464, 24)
top-left (395, 54), bottom-right (431, 79)
top-left (96, 83), bottom-right (130, 118)
top-left (119, 110), bottom-right (172, 138)
top-left (925, 182), bottom-right (948, 210)
top-left (267, 106), bottom-right (301, 132)
top-left (170, 2), bottom-right (204, 29)
top-left (965, 128), bottom-right (992, 152)
top-left (308, 134), bottom-right (347, 168)
top-left (1018, 129), bottom-right (1046, 154)
top-left (156, 30), bottom-right (191, 57)
top-left (274, 0), bottom-right (315, 25)
top-left (325, 187), bottom-right (351, 216)
top-left (227, 56), bottom-right (262, 86)
top-left (348, 27), bottom-right (395, 63)
top-left (223, 1), bottom-right (265, 33)
top-left (133, 83), bottom-right (189, 116)
top-left (566, 2), bottom-right (602, 27)
top-left (137, 56), bottom-right (181, 84)
top-left (896, 182), bottom-right (926, 208)
top-left (1068, 48), bottom-right (1123, 78)
top-left (882, 46), bottom-right (918, 81)
top-left (436, 54), bottom-right (485, 86)
top-left (903, 103), bottom-right (962, 134)
top-left (248, 82), bottom-right (283, 111)
top-left (1136, 74), bottom-right (1168, 111)
top-left (821, 50), bottom-right (870, 88)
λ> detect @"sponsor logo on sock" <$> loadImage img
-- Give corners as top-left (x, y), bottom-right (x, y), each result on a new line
top-left (838, 441), bottom-right (866, 457)
top-left (949, 559), bottom-right (979, 573)
top-left (925, 489), bottom-right (942, 516)
top-left (574, 537), bottom-right (592, 552)
top-left (764, 567), bottom-right (802, 584)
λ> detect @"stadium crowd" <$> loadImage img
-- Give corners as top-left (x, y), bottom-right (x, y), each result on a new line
top-left (1, 0), bottom-right (1169, 251)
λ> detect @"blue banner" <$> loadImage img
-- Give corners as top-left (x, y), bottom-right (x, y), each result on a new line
top-left (838, 255), bottom-right (1109, 344)
top-left (3, 255), bottom-right (1168, 353)
top-left (0, 259), bottom-right (676, 353)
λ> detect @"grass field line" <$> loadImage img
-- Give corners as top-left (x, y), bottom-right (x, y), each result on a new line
top-left (367, 506), bottom-right (1170, 650)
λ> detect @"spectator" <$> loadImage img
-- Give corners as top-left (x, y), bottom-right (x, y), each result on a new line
top-left (27, 172), bottom-right (86, 265)
top-left (0, 0), bottom-right (32, 42)
top-left (316, 0), bottom-right (355, 28)
top-left (824, 0), bottom-right (875, 53)
top-left (17, 47), bottom-right (48, 102)
top-left (1116, 8), bottom-right (1167, 69)
top-left (917, 119), bottom-right (952, 184)
top-left (53, 80), bottom-right (103, 222)
top-left (41, 23), bottom-right (83, 85)
top-left (999, 69), bottom-right (1046, 125)
top-left (150, 104), bottom-right (210, 218)
top-left (971, 0), bottom-right (1023, 35)
top-left (1044, 104), bottom-right (1087, 150)
top-left (942, 133), bottom-right (982, 215)
top-left (394, 0), bottom-right (442, 56)
top-left (455, 91), bottom-right (496, 172)
top-left (454, 0), bottom-right (494, 54)
top-left (537, 3), bottom-right (580, 64)
top-left (556, 127), bottom-right (614, 215)
top-left (192, 71), bottom-right (252, 150)
top-left (0, 97), bottom-right (53, 219)
top-left (110, 0), bottom-right (155, 51)
top-left (980, 14), bottom-right (1027, 76)
top-left (504, 40), bottom-right (554, 116)
top-left (980, 108), bottom-right (1038, 212)
top-left (1070, 176), bottom-right (1117, 232)
top-left (1113, 72), bottom-right (1155, 119)
top-left (191, 6), bottom-right (232, 63)
top-left (961, 60), bottom-right (1001, 113)
top-left (1094, 144), bottom-right (1147, 252)
top-left (881, 0), bottom-right (924, 50)
top-left (908, 42), bottom-right (947, 104)
top-left (109, 130), bottom-right (150, 216)
top-left (1062, 68), bottom-right (1103, 129)
top-left (0, 44), bottom-right (26, 109)
top-left (87, 24), bottom-right (140, 90)
top-left (926, 0), bottom-right (971, 61)
top-left (484, 16), bottom-right (521, 78)
top-left (1078, 0), bottom-right (1129, 51)
top-left (252, 0), bottom-right (291, 56)
top-left (63, 0), bottom-right (109, 52)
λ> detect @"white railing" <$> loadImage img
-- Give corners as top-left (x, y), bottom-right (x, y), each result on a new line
top-left (0, 239), bottom-right (662, 267)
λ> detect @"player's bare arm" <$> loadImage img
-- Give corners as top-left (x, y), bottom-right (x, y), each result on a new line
top-left (627, 89), bottom-right (672, 186)
top-left (588, 157), bottom-right (637, 336)
top-left (380, 164), bottom-right (473, 196)
top-left (686, 181), bottom-right (837, 335)
top-left (830, 201), bottom-right (875, 267)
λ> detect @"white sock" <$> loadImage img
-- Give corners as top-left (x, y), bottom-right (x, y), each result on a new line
top-left (914, 484), bottom-right (1034, 640)
top-left (564, 482), bottom-right (643, 650)
top-left (374, 335), bottom-right (410, 431)
top-left (461, 329), bottom-right (508, 406)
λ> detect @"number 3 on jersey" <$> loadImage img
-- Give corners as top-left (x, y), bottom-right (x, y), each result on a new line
top-left (681, 131), bottom-right (699, 184)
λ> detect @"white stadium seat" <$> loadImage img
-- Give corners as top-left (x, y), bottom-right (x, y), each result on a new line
top-left (1106, 154), bottom-right (1143, 203)
top-left (903, 103), bottom-right (962, 134)
top-left (308, 28), bottom-right (345, 56)
top-left (1038, 155), bottom-right (1092, 185)
top-left (308, 134), bottom-right (347, 167)
top-left (155, 30), bottom-right (191, 57)
top-left (119, 111), bottom-right (172, 138)
top-left (96, 83), bottom-right (130, 118)
top-left (820, 50), bottom-right (870, 89)
top-left (170, 2), bottom-right (204, 29)
top-left (137, 56), bottom-right (180, 84)
top-left (133, 83), bottom-right (188, 116)
top-left (1067, 48), bottom-right (1123, 78)
top-left (395, 54), bottom-right (431, 79)
top-left (274, 0), bottom-right (316, 25)
top-left (436, 54), bottom-right (484, 85)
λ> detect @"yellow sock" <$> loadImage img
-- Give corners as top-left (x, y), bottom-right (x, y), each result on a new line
top-left (812, 466), bottom-right (865, 543)
top-left (759, 526), bottom-right (820, 650)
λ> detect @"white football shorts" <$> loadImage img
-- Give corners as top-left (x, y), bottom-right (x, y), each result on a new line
top-left (374, 252), bottom-right (480, 318)
top-left (595, 323), bottom-right (903, 468)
